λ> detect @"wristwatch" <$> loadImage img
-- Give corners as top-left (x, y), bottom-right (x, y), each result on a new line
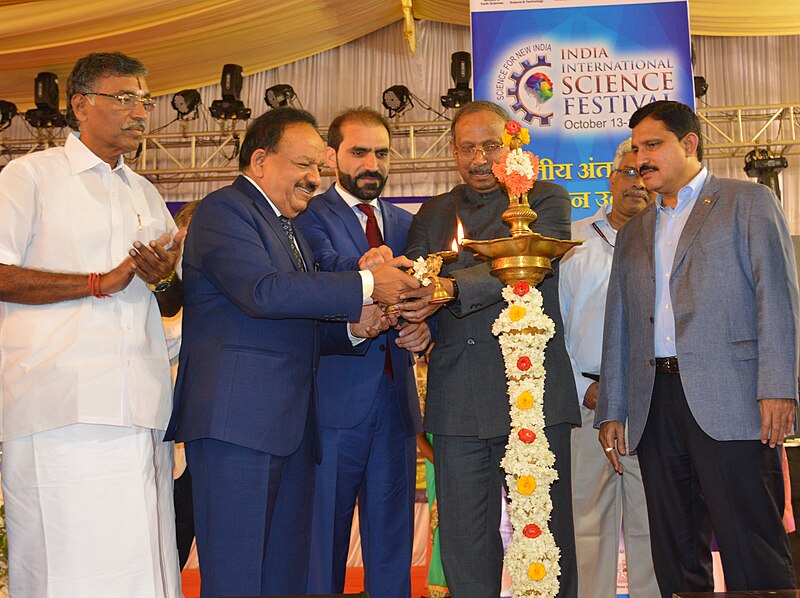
top-left (146, 271), bottom-right (176, 293)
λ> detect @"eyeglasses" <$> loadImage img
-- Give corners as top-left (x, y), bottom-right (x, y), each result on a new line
top-left (84, 91), bottom-right (157, 112)
top-left (455, 142), bottom-right (504, 161)
top-left (614, 167), bottom-right (641, 179)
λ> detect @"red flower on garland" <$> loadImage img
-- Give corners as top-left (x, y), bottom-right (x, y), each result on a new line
top-left (513, 281), bottom-right (530, 296)
top-left (518, 428), bottom-right (536, 443)
top-left (505, 120), bottom-right (521, 135)
top-left (517, 356), bottom-right (531, 371)
top-left (523, 524), bottom-right (542, 538)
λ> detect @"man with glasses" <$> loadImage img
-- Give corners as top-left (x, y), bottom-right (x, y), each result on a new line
top-left (0, 52), bottom-right (183, 597)
top-left (560, 139), bottom-right (658, 598)
top-left (399, 100), bottom-right (580, 598)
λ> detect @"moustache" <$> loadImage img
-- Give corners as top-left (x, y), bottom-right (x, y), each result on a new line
top-left (469, 165), bottom-right (494, 176)
top-left (357, 171), bottom-right (385, 185)
top-left (296, 181), bottom-right (318, 193)
top-left (625, 189), bottom-right (650, 200)
top-left (639, 164), bottom-right (657, 175)
top-left (122, 120), bottom-right (146, 132)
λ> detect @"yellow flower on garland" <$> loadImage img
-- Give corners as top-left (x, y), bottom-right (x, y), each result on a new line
top-left (517, 391), bottom-right (534, 409)
top-left (509, 305), bottom-right (526, 321)
top-left (517, 475), bottom-right (537, 494)
top-left (502, 128), bottom-right (531, 147)
top-left (528, 562), bottom-right (546, 581)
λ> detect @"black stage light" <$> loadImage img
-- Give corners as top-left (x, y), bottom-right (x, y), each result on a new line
top-left (24, 72), bottom-right (67, 129)
top-left (694, 76), bottom-right (708, 99)
top-left (382, 85), bottom-right (413, 117)
top-left (0, 100), bottom-right (18, 131)
top-left (210, 64), bottom-right (251, 121)
top-left (171, 89), bottom-right (201, 119)
top-left (744, 147), bottom-right (788, 201)
top-left (264, 84), bottom-right (299, 109)
top-left (441, 52), bottom-right (473, 109)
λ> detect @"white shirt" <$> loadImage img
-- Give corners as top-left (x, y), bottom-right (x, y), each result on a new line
top-left (0, 133), bottom-right (177, 440)
top-left (559, 209), bottom-right (617, 405)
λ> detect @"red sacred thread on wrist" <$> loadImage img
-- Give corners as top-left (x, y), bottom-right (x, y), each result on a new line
top-left (89, 272), bottom-right (110, 298)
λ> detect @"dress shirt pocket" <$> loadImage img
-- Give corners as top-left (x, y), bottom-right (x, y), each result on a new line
top-left (730, 338), bottom-right (758, 361)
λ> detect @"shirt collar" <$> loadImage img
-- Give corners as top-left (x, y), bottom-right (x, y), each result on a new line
top-left (335, 183), bottom-right (380, 214)
top-left (242, 175), bottom-right (283, 218)
top-left (656, 167), bottom-right (708, 215)
top-left (65, 132), bottom-right (131, 185)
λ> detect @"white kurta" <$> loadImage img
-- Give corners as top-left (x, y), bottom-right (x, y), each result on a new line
top-left (0, 133), bottom-right (182, 597)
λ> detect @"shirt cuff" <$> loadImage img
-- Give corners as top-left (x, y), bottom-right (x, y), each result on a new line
top-left (359, 269), bottom-right (374, 305)
top-left (347, 324), bottom-right (367, 346)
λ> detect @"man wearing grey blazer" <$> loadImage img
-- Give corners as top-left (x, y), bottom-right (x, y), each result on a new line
top-left (596, 100), bottom-right (798, 596)
top-left (399, 101), bottom-right (580, 598)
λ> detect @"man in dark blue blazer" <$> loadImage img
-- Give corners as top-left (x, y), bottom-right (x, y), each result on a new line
top-left (295, 108), bottom-right (430, 598)
top-left (164, 108), bottom-right (420, 598)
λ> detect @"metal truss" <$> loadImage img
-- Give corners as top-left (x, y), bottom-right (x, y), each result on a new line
top-left (1, 106), bottom-right (798, 183)
top-left (0, 119), bottom-right (457, 184)
top-left (697, 103), bottom-right (800, 159)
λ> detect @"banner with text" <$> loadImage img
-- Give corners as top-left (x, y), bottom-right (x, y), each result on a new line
top-left (470, 0), bottom-right (695, 220)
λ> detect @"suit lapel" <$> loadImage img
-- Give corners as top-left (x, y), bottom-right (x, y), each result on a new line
top-left (234, 175), bottom-right (304, 272)
top-left (640, 203), bottom-right (656, 271)
top-left (671, 174), bottom-right (721, 274)
top-left (379, 200), bottom-right (403, 254)
top-left (324, 187), bottom-right (371, 255)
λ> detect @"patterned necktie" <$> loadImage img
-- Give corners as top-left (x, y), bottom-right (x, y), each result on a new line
top-left (278, 216), bottom-right (306, 272)
top-left (355, 202), bottom-right (393, 379)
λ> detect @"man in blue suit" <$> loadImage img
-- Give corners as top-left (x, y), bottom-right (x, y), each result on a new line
top-left (295, 108), bottom-right (430, 598)
top-left (165, 107), bottom-right (420, 598)
top-left (596, 100), bottom-right (798, 596)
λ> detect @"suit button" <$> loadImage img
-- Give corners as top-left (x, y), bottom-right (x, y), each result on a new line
top-left (649, 358), bottom-right (656, 366)
top-left (650, 316), bottom-right (654, 323)
top-left (467, 338), bottom-right (475, 346)
top-left (380, 344), bottom-right (386, 351)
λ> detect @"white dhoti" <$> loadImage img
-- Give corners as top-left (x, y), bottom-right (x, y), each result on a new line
top-left (1, 423), bottom-right (183, 598)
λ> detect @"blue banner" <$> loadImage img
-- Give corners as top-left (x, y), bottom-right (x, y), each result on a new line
top-left (470, 0), bottom-right (695, 220)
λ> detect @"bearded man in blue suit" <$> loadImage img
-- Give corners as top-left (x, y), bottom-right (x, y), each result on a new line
top-left (295, 108), bottom-right (431, 598)
top-left (165, 107), bottom-right (420, 598)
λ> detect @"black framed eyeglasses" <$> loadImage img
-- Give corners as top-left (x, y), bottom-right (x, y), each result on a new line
top-left (84, 91), bottom-right (157, 112)
top-left (614, 167), bottom-right (641, 179)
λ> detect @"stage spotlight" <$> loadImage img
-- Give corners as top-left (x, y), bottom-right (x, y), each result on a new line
top-left (24, 72), bottom-right (67, 129)
top-left (694, 76), bottom-right (708, 99)
top-left (382, 85), bottom-right (413, 117)
top-left (171, 89), bottom-right (201, 119)
top-left (744, 147), bottom-right (788, 201)
top-left (0, 100), bottom-right (18, 131)
top-left (264, 84), bottom-right (300, 109)
top-left (210, 64), bottom-right (251, 121)
top-left (441, 52), bottom-right (472, 109)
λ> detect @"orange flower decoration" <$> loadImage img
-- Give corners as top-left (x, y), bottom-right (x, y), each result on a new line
top-left (517, 356), bottom-right (531, 371)
top-left (509, 305), bottom-right (526, 321)
top-left (523, 524), bottom-right (542, 538)
top-left (517, 475), bottom-right (537, 494)
top-left (517, 391), bottom-right (534, 409)
top-left (528, 562), bottom-right (547, 581)
top-left (518, 428), bottom-right (536, 443)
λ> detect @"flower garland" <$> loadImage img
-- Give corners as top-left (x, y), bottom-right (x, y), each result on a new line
top-left (491, 121), bottom-right (561, 597)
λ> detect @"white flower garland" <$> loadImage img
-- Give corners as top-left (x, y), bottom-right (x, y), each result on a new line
top-left (503, 148), bottom-right (537, 180)
top-left (494, 281), bottom-right (561, 597)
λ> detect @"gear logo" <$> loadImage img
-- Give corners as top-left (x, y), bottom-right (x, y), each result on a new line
top-left (508, 55), bottom-right (555, 126)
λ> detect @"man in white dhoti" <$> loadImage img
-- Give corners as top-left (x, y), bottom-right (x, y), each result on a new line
top-left (0, 52), bottom-right (185, 598)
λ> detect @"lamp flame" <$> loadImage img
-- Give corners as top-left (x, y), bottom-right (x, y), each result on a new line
top-left (452, 219), bottom-right (464, 251)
